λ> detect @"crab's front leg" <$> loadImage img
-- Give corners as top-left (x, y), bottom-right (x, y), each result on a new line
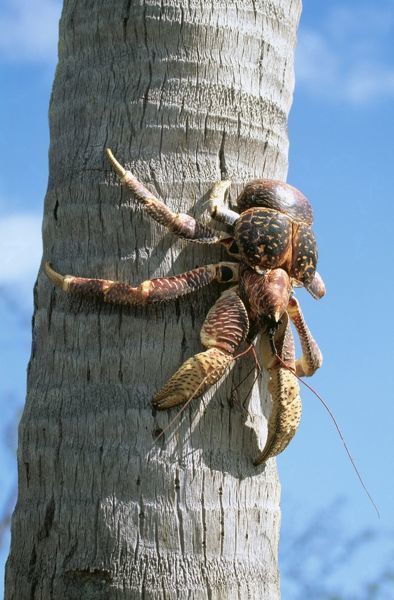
top-left (153, 288), bottom-right (249, 408)
top-left (254, 314), bottom-right (301, 465)
top-left (107, 149), bottom-right (231, 244)
top-left (209, 180), bottom-right (240, 227)
top-left (287, 296), bottom-right (323, 376)
top-left (44, 261), bottom-right (238, 305)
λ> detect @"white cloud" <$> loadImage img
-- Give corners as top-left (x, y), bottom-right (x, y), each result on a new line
top-left (296, 4), bottom-right (394, 105)
top-left (0, 0), bottom-right (62, 64)
top-left (0, 213), bottom-right (42, 286)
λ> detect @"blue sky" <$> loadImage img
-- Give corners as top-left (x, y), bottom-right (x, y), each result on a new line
top-left (0, 0), bottom-right (393, 597)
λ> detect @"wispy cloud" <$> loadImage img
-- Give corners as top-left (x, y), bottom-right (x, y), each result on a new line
top-left (0, 213), bottom-right (42, 287)
top-left (0, 0), bottom-right (61, 64)
top-left (296, 3), bottom-right (394, 105)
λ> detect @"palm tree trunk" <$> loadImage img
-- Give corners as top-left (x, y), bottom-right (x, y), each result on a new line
top-left (5, 1), bottom-right (301, 598)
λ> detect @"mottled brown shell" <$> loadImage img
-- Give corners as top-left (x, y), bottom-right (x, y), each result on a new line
top-left (236, 179), bottom-right (313, 225)
top-left (291, 223), bottom-right (318, 286)
top-left (234, 208), bottom-right (292, 273)
top-left (234, 180), bottom-right (318, 286)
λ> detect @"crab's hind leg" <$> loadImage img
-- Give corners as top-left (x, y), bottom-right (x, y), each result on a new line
top-left (107, 149), bottom-right (228, 244)
top-left (44, 261), bottom-right (238, 305)
top-left (254, 314), bottom-right (301, 465)
top-left (153, 288), bottom-right (249, 408)
top-left (287, 296), bottom-right (323, 376)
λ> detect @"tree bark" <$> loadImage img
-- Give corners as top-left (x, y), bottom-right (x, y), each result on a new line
top-left (5, 1), bottom-right (301, 598)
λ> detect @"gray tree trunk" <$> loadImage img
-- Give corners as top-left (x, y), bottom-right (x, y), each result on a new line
top-left (5, 1), bottom-right (301, 598)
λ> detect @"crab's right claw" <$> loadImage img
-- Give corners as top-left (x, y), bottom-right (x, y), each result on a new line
top-left (253, 365), bottom-right (301, 465)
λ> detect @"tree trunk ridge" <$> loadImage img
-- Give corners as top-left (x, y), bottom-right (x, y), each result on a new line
top-left (5, 1), bottom-right (301, 598)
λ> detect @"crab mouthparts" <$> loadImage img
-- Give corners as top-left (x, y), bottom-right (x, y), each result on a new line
top-left (258, 269), bottom-right (292, 327)
top-left (263, 312), bottom-right (282, 336)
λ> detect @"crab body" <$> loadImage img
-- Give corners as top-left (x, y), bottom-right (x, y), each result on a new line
top-left (234, 180), bottom-right (318, 287)
top-left (45, 149), bottom-right (324, 464)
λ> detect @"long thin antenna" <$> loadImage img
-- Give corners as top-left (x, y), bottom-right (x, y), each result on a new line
top-left (231, 365), bottom-right (255, 396)
top-left (275, 353), bottom-right (380, 519)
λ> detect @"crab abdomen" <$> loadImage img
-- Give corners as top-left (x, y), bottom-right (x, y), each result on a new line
top-left (236, 179), bottom-right (313, 225)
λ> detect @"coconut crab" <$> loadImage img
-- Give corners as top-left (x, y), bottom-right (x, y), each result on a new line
top-left (45, 149), bottom-right (324, 464)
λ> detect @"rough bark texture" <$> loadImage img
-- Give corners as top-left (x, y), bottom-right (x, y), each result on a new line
top-left (5, 1), bottom-right (301, 598)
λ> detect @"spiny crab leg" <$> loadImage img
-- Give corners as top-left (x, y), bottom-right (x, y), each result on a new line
top-left (254, 314), bottom-right (301, 464)
top-left (287, 296), bottom-right (323, 377)
top-left (107, 148), bottom-right (242, 260)
top-left (106, 148), bottom-right (228, 244)
top-left (154, 288), bottom-right (249, 408)
top-left (44, 261), bottom-right (239, 306)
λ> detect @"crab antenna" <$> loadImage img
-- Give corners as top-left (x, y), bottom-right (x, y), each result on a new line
top-left (231, 364), bottom-right (256, 396)
top-left (275, 353), bottom-right (380, 519)
top-left (230, 345), bottom-right (261, 414)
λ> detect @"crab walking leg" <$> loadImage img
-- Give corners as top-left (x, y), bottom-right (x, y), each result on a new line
top-left (44, 262), bottom-right (238, 306)
top-left (209, 180), bottom-right (240, 227)
top-left (153, 288), bottom-right (249, 408)
top-left (254, 314), bottom-right (301, 464)
top-left (305, 270), bottom-right (326, 300)
top-left (107, 148), bottom-right (225, 243)
top-left (287, 296), bottom-right (323, 376)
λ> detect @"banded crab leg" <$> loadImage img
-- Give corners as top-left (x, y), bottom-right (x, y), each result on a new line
top-left (44, 261), bottom-right (238, 305)
top-left (106, 148), bottom-right (234, 245)
top-left (153, 288), bottom-right (249, 408)
top-left (287, 296), bottom-right (323, 377)
top-left (254, 313), bottom-right (301, 465)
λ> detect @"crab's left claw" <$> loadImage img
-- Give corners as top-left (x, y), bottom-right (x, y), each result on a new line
top-left (153, 348), bottom-right (233, 408)
top-left (254, 314), bottom-right (301, 465)
top-left (153, 288), bottom-right (249, 409)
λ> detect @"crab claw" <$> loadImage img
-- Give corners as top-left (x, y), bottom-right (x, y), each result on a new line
top-left (253, 366), bottom-right (301, 465)
top-left (254, 314), bottom-right (301, 465)
top-left (153, 348), bottom-right (232, 409)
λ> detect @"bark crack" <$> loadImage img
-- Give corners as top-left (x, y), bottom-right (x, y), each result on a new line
top-left (123, 0), bottom-right (132, 42)
top-left (219, 130), bottom-right (228, 180)
top-left (175, 470), bottom-right (185, 556)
